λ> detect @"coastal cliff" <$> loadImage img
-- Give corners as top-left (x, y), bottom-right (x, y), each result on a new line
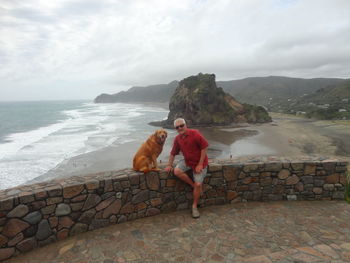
top-left (94, 81), bottom-right (178, 103)
top-left (150, 73), bottom-right (271, 128)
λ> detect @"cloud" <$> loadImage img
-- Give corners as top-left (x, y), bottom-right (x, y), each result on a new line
top-left (0, 0), bottom-right (350, 100)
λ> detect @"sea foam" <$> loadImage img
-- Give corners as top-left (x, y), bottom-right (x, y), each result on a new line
top-left (0, 102), bottom-right (167, 190)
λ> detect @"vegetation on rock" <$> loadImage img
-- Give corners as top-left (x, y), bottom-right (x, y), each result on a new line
top-left (152, 73), bottom-right (271, 127)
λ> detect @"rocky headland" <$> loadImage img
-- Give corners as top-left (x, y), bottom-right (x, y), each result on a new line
top-left (150, 73), bottom-right (271, 128)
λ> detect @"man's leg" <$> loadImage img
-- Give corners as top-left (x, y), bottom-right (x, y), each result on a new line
top-left (173, 168), bottom-right (194, 188)
top-left (191, 167), bottom-right (208, 218)
top-left (192, 182), bottom-right (202, 208)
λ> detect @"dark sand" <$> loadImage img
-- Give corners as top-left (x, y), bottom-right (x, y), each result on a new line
top-left (26, 112), bottom-right (350, 185)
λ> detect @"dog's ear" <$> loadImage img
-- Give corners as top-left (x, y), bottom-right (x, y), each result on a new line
top-left (153, 130), bottom-right (160, 137)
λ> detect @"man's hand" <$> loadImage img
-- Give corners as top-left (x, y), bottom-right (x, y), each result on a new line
top-left (164, 165), bottom-right (173, 173)
top-left (195, 164), bottom-right (203, 174)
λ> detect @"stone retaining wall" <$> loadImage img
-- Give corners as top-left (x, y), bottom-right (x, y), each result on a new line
top-left (0, 157), bottom-right (348, 261)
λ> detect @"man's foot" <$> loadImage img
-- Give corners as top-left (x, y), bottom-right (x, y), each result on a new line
top-left (192, 207), bottom-right (200, 218)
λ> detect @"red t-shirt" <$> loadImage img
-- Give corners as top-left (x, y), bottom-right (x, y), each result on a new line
top-left (170, 129), bottom-right (209, 169)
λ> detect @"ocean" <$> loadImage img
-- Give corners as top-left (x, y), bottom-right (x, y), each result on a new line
top-left (0, 101), bottom-right (169, 190)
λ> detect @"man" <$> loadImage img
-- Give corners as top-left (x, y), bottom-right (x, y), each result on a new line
top-left (164, 118), bottom-right (209, 218)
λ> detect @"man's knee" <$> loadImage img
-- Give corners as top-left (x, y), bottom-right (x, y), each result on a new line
top-left (173, 168), bottom-right (184, 176)
top-left (194, 182), bottom-right (202, 188)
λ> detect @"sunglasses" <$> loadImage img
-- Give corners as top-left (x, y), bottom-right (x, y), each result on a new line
top-left (175, 124), bottom-right (185, 130)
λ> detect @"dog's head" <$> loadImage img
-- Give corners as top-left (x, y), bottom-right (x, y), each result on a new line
top-left (154, 129), bottom-right (168, 144)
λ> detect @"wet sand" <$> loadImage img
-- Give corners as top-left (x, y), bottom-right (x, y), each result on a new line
top-left (26, 112), bottom-right (350, 185)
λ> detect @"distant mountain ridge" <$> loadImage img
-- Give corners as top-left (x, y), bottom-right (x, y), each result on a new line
top-left (279, 79), bottom-right (350, 119)
top-left (94, 76), bottom-right (347, 105)
top-left (94, 81), bottom-right (178, 103)
top-left (217, 76), bottom-right (346, 106)
top-left (94, 75), bottom-right (350, 120)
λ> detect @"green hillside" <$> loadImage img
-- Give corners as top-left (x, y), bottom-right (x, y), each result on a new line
top-left (94, 81), bottom-right (178, 103)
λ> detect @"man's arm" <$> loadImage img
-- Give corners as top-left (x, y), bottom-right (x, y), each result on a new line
top-left (198, 147), bottom-right (207, 166)
top-left (167, 154), bottom-right (175, 167)
top-left (165, 138), bottom-right (179, 172)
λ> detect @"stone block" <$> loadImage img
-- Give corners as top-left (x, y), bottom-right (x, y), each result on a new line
top-left (120, 180), bottom-right (130, 188)
top-left (0, 199), bottom-right (13, 211)
top-left (325, 173), bottom-right (340, 184)
top-left (70, 202), bottom-right (84, 212)
top-left (16, 237), bottom-right (37, 252)
top-left (23, 211), bottom-right (42, 225)
top-left (243, 164), bottom-right (259, 172)
top-left (113, 182), bottom-right (123, 191)
top-left (46, 187), bottom-right (62, 197)
top-left (58, 216), bottom-right (74, 230)
top-left (132, 190), bottom-right (149, 204)
top-left (143, 172), bottom-right (159, 190)
top-left (291, 162), bottom-right (304, 171)
top-left (314, 179), bottom-right (324, 187)
top-left (36, 219), bottom-right (52, 241)
top-left (277, 169), bottom-right (290, 179)
top-left (316, 170), bottom-right (326, 176)
top-left (2, 219), bottom-right (30, 238)
top-left (286, 175), bottom-right (300, 185)
top-left (304, 164), bottom-right (316, 175)
top-left (71, 194), bottom-right (87, 203)
top-left (8, 232), bottom-right (24, 246)
top-left (34, 191), bottom-right (48, 200)
top-left (223, 167), bottom-right (239, 181)
top-left (313, 187), bottom-right (323, 194)
top-left (48, 216), bottom-right (58, 228)
top-left (166, 179), bottom-right (177, 187)
top-left (208, 164), bottom-right (222, 172)
top-left (301, 176), bottom-right (313, 184)
top-left (19, 194), bottom-right (35, 204)
top-left (78, 209), bottom-right (96, 224)
top-left (265, 163), bottom-right (283, 171)
top-left (249, 183), bottom-right (260, 191)
top-left (260, 177), bottom-right (272, 186)
top-left (63, 184), bottom-right (84, 199)
top-left (85, 180), bottom-right (100, 190)
top-left (332, 192), bottom-right (345, 199)
top-left (150, 198), bottom-right (162, 207)
top-left (128, 174), bottom-right (140, 185)
top-left (120, 202), bottom-right (134, 214)
top-left (287, 195), bottom-right (297, 201)
top-left (260, 172), bottom-right (271, 177)
top-left (7, 204), bottom-right (29, 218)
top-left (101, 192), bottom-right (115, 200)
top-left (323, 184), bottom-right (335, 191)
top-left (104, 179), bottom-right (113, 192)
top-left (82, 194), bottom-right (102, 211)
top-left (46, 197), bottom-right (63, 205)
top-left (96, 196), bottom-right (115, 211)
top-left (55, 203), bottom-right (71, 216)
top-left (322, 162), bottom-right (336, 172)
top-left (103, 199), bottom-right (122, 218)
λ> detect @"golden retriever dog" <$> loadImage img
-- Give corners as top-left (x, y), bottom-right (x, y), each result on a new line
top-left (133, 129), bottom-right (168, 173)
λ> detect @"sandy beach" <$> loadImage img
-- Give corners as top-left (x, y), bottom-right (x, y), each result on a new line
top-left (26, 112), bottom-right (350, 185)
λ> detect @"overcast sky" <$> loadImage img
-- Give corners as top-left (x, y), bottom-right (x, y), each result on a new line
top-left (1, 0), bottom-right (350, 101)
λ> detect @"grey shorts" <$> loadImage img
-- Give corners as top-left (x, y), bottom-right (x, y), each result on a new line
top-left (175, 159), bottom-right (208, 183)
